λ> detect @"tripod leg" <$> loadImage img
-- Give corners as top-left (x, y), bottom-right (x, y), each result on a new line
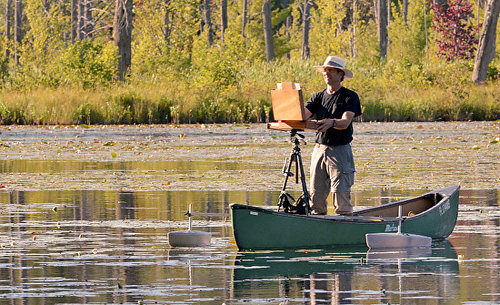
top-left (296, 152), bottom-right (311, 215)
top-left (295, 154), bottom-right (299, 184)
top-left (278, 150), bottom-right (296, 211)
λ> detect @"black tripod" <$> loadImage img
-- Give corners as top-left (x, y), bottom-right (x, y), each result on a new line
top-left (277, 130), bottom-right (311, 215)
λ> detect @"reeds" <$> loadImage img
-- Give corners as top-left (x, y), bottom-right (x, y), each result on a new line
top-left (0, 59), bottom-right (498, 125)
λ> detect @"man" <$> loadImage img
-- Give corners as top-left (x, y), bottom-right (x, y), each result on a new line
top-left (304, 56), bottom-right (362, 215)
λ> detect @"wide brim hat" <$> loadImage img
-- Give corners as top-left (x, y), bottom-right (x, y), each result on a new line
top-left (314, 56), bottom-right (354, 80)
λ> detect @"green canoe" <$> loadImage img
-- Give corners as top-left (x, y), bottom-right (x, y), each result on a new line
top-left (231, 185), bottom-right (459, 250)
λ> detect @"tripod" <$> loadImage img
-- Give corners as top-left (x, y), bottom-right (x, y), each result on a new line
top-left (277, 130), bottom-right (311, 215)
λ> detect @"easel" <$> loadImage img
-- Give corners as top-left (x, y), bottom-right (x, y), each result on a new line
top-left (277, 130), bottom-right (311, 215)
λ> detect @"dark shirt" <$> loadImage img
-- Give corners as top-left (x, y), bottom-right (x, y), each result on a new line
top-left (305, 87), bottom-right (361, 146)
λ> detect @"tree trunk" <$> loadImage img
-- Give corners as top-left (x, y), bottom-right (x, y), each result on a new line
top-left (262, 0), bottom-right (275, 61)
top-left (201, 0), bottom-right (214, 45)
top-left (377, 0), bottom-right (388, 60)
top-left (387, 0), bottom-right (391, 26)
top-left (351, 0), bottom-right (356, 57)
top-left (14, 0), bottom-right (22, 64)
top-left (282, 0), bottom-right (292, 58)
top-left (221, 0), bottom-right (227, 42)
top-left (71, 0), bottom-right (78, 43)
top-left (84, 0), bottom-right (94, 38)
top-left (424, 0), bottom-right (428, 58)
top-left (113, 0), bottom-right (133, 81)
top-left (403, 0), bottom-right (408, 24)
top-left (164, 0), bottom-right (171, 43)
top-left (472, 0), bottom-right (500, 83)
top-left (281, 0), bottom-right (292, 35)
top-left (301, 0), bottom-right (311, 59)
top-left (42, 0), bottom-right (50, 11)
top-left (78, 0), bottom-right (84, 40)
top-left (242, 0), bottom-right (248, 37)
top-left (6, 0), bottom-right (12, 57)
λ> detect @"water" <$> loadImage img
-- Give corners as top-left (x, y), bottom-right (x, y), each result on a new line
top-left (0, 122), bottom-right (498, 304)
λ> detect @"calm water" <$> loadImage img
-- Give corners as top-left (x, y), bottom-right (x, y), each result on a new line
top-left (0, 123), bottom-right (498, 304)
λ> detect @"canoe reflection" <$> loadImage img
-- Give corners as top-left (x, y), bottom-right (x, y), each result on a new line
top-left (234, 246), bottom-right (367, 279)
top-left (233, 241), bottom-right (459, 304)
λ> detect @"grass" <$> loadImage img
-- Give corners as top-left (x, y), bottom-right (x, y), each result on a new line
top-left (0, 59), bottom-right (498, 124)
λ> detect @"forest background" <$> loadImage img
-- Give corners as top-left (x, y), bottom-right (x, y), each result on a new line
top-left (0, 0), bottom-right (498, 125)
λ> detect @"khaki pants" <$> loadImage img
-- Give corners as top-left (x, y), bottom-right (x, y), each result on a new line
top-left (309, 144), bottom-right (355, 215)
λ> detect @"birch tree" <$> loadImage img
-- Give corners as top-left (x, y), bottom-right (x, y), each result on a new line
top-left (472, 0), bottom-right (500, 83)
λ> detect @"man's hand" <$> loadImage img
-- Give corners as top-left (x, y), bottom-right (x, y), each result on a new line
top-left (316, 118), bottom-right (335, 132)
top-left (315, 111), bottom-right (355, 132)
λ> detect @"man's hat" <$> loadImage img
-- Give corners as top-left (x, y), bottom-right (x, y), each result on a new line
top-left (314, 56), bottom-right (353, 80)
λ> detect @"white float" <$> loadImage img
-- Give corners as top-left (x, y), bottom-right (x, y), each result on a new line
top-left (365, 206), bottom-right (432, 250)
top-left (168, 205), bottom-right (211, 248)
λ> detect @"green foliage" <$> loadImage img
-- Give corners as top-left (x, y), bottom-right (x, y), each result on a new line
top-left (309, 0), bottom-right (354, 60)
top-left (132, 0), bottom-right (195, 77)
top-left (191, 34), bottom-right (240, 90)
top-left (0, 0), bottom-right (496, 125)
top-left (73, 103), bottom-right (104, 125)
top-left (387, 0), bottom-right (428, 63)
top-left (11, 0), bottom-right (67, 88)
top-left (0, 37), bottom-right (10, 84)
top-left (487, 63), bottom-right (499, 81)
top-left (61, 41), bottom-right (118, 89)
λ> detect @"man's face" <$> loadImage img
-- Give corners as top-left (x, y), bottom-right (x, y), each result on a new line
top-left (322, 68), bottom-right (344, 86)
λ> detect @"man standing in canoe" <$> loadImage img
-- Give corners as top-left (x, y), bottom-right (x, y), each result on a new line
top-left (304, 56), bottom-right (362, 216)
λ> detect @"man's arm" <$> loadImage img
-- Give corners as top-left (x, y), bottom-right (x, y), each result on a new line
top-left (304, 107), bottom-right (313, 119)
top-left (316, 111), bottom-right (355, 132)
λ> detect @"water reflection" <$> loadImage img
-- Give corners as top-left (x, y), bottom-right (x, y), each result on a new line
top-left (233, 241), bottom-right (459, 304)
top-left (0, 188), bottom-right (498, 304)
top-left (0, 159), bottom-right (255, 173)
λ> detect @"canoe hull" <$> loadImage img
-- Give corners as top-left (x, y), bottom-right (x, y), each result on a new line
top-left (231, 185), bottom-right (459, 250)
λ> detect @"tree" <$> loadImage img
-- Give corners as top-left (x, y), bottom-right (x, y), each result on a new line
top-left (84, 0), bottom-right (94, 38)
top-left (113, 0), bottom-right (133, 81)
top-left (242, 0), bottom-right (248, 37)
top-left (79, 0), bottom-right (84, 39)
top-left (377, 0), bottom-right (388, 60)
top-left (309, 0), bottom-right (356, 59)
top-left (221, 0), bottom-right (227, 42)
top-left (71, 0), bottom-right (78, 42)
top-left (429, 0), bottom-right (480, 61)
top-left (403, 0), bottom-right (408, 24)
top-left (201, 0), bottom-right (214, 45)
top-left (472, 0), bottom-right (500, 83)
top-left (6, 0), bottom-right (13, 57)
top-left (351, 0), bottom-right (357, 57)
top-left (14, 0), bottom-right (22, 64)
top-left (262, 0), bottom-right (275, 61)
top-left (387, 0), bottom-right (429, 62)
top-left (300, 0), bottom-right (312, 59)
top-left (76, 0), bottom-right (95, 40)
top-left (164, 0), bottom-right (172, 43)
